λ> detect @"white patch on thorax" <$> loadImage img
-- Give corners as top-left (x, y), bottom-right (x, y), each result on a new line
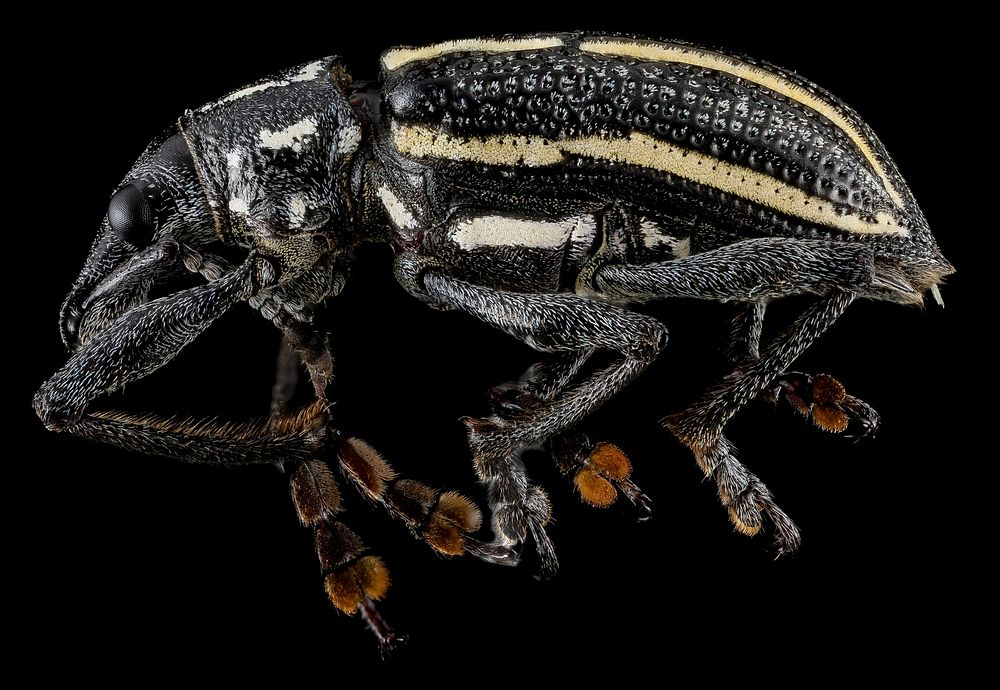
top-left (205, 61), bottom-right (327, 110)
top-left (570, 217), bottom-right (597, 246)
top-left (225, 150), bottom-right (243, 173)
top-left (289, 60), bottom-right (326, 83)
top-left (288, 194), bottom-right (308, 226)
top-left (378, 185), bottom-right (419, 229)
top-left (638, 220), bottom-right (691, 258)
top-left (451, 215), bottom-right (592, 251)
top-left (259, 117), bottom-right (317, 153)
top-left (672, 237), bottom-right (691, 258)
top-left (337, 122), bottom-right (362, 156)
top-left (639, 220), bottom-right (678, 249)
top-left (228, 197), bottom-right (250, 214)
top-left (214, 81), bottom-right (285, 107)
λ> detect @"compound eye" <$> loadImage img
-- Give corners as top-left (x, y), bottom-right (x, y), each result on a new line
top-left (107, 183), bottom-right (154, 246)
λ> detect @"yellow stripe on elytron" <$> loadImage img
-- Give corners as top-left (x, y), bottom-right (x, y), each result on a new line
top-left (392, 123), bottom-right (906, 236)
top-left (381, 37), bottom-right (565, 73)
top-left (579, 39), bottom-right (906, 209)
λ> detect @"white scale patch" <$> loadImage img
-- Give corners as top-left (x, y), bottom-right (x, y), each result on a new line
top-left (289, 60), bottom-right (326, 83)
top-left (337, 121), bottom-right (362, 156)
top-left (288, 194), bottom-right (308, 226)
top-left (208, 60), bottom-right (327, 109)
top-left (672, 237), bottom-right (691, 258)
top-left (392, 123), bottom-right (907, 237)
top-left (216, 82), bottom-right (278, 106)
top-left (259, 117), bottom-right (317, 153)
top-left (228, 197), bottom-right (250, 214)
top-left (451, 215), bottom-right (592, 251)
top-left (639, 220), bottom-right (690, 257)
top-left (225, 150), bottom-right (243, 173)
top-left (377, 185), bottom-right (419, 229)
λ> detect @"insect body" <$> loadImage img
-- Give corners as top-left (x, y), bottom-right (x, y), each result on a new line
top-left (33, 33), bottom-right (952, 644)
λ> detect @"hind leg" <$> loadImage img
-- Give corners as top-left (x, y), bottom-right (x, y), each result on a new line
top-left (595, 237), bottom-right (875, 552)
top-left (727, 302), bottom-right (880, 439)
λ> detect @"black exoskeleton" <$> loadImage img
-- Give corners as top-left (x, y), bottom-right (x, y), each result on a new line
top-left (34, 33), bottom-right (953, 646)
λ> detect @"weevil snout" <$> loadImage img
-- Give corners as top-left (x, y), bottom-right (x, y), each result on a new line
top-left (60, 132), bottom-right (216, 350)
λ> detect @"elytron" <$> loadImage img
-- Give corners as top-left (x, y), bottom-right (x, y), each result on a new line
top-left (34, 33), bottom-right (952, 645)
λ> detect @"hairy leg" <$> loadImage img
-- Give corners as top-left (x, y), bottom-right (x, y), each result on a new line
top-left (726, 300), bottom-right (767, 364)
top-left (594, 237), bottom-right (875, 552)
top-left (404, 263), bottom-right (667, 574)
top-left (666, 292), bottom-right (855, 552)
top-left (725, 298), bottom-right (878, 438)
top-left (35, 254), bottom-right (277, 432)
top-left (773, 371), bottom-right (881, 438)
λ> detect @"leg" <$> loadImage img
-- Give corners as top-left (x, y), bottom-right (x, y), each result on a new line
top-left (337, 437), bottom-right (488, 559)
top-left (270, 334), bottom-right (301, 419)
top-left (726, 300), bottom-right (880, 437)
top-left (413, 266), bottom-right (668, 574)
top-left (487, 352), bottom-right (654, 517)
top-left (290, 462), bottom-right (399, 649)
top-left (595, 238), bottom-right (876, 552)
top-left (267, 335), bottom-right (402, 645)
top-left (488, 349), bottom-right (594, 415)
top-left (35, 254), bottom-right (278, 437)
top-left (773, 371), bottom-right (881, 438)
top-left (269, 327), bottom-right (496, 564)
top-left (551, 432), bottom-right (654, 515)
top-left (726, 300), bottom-right (766, 364)
top-left (253, 254), bottom-right (345, 400)
top-left (266, 310), bottom-right (488, 644)
top-left (595, 237), bottom-right (874, 302)
top-left (33, 254), bottom-right (329, 467)
top-left (667, 292), bottom-right (855, 552)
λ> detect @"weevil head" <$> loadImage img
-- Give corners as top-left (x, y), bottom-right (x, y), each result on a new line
top-left (60, 57), bottom-right (361, 350)
top-left (60, 129), bottom-right (215, 349)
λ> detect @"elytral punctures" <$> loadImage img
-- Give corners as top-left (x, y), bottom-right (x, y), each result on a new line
top-left (578, 38), bottom-right (907, 209)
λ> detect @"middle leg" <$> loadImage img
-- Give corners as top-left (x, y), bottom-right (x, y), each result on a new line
top-left (415, 267), bottom-right (668, 573)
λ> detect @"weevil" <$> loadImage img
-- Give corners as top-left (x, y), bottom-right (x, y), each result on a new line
top-left (33, 33), bottom-right (952, 645)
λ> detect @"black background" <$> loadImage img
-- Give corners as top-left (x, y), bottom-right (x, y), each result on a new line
top-left (16, 10), bottom-right (980, 677)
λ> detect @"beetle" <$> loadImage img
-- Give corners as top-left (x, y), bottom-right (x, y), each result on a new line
top-left (32, 32), bottom-right (952, 645)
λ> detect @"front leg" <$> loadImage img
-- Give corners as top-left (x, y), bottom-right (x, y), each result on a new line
top-left (35, 254), bottom-right (277, 433)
